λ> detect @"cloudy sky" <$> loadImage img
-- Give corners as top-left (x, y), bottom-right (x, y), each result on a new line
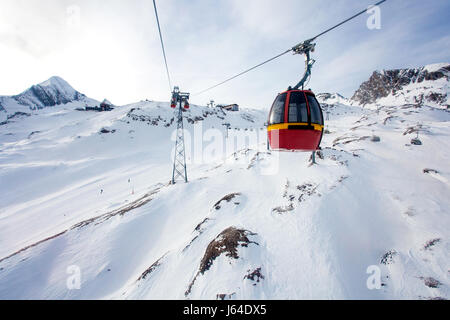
top-left (0, 0), bottom-right (449, 109)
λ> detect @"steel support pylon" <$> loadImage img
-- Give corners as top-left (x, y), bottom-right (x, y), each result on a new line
top-left (171, 87), bottom-right (189, 184)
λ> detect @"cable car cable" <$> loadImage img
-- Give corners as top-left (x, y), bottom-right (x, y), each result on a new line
top-left (152, 0), bottom-right (173, 92)
top-left (193, 0), bottom-right (388, 96)
top-left (194, 49), bottom-right (292, 96)
top-left (306, 0), bottom-right (387, 43)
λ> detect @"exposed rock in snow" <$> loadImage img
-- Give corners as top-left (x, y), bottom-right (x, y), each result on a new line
top-left (371, 135), bottom-right (381, 142)
top-left (213, 193), bottom-right (242, 210)
top-left (216, 292), bottom-right (236, 300)
top-left (380, 250), bottom-right (397, 265)
top-left (186, 227), bottom-right (258, 296)
top-left (423, 168), bottom-right (439, 174)
top-left (423, 238), bottom-right (441, 251)
top-left (244, 267), bottom-right (265, 285)
top-left (422, 277), bottom-right (442, 289)
top-left (137, 254), bottom-right (167, 281)
top-left (199, 227), bottom-right (258, 274)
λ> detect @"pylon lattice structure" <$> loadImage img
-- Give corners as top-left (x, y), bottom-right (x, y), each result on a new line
top-left (171, 87), bottom-right (190, 184)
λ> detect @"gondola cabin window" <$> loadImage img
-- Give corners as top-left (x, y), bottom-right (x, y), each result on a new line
top-left (307, 94), bottom-right (324, 125)
top-left (269, 93), bottom-right (287, 125)
top-left (288, 91), bottom-right (308, 123)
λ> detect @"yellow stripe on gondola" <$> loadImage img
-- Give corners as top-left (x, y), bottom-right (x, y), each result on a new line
top-left (267, 123), bottom-right (324, 132)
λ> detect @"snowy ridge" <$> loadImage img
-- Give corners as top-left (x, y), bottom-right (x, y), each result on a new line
top-left (316, 93), bottom-right (349, 106)
top-left (0, 75), bottom-right (449, 300)
top-left (123, 100), bottom-right (266, 130)
top-left (351, 63), bottom-right (450, 109)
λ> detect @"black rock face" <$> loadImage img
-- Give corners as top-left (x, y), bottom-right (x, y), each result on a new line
top-left (351, 65), bottom-right (450, 105)
top-left (30, 85), bottom-right (71, 107)
top-left (0, 97), bottom-right (7, 112)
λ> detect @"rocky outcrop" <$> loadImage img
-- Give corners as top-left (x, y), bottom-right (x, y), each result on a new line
top-left (351, 64), bottom-right (450, 107)
top-left (185, 227), bottom-right (258, 296)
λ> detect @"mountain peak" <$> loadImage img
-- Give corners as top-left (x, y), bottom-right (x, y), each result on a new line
top-left (0, 76), bottom-right (91, 114)
top-left (34, 76), bottom-right (78, 99)
top-left (39, 76), bottom-right (72, 88)
top-left (351, 63), bottom-right (450, 108)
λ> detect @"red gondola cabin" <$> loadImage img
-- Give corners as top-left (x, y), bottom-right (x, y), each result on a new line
top-left (267, 90), bottom-right (324, 151)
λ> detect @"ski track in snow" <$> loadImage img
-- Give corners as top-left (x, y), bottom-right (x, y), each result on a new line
top-left (0, 89), bottom-right (449, 300)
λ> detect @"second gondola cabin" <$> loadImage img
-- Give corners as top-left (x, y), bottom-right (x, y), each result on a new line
top-left (268, 89), bottom-right (324, 151)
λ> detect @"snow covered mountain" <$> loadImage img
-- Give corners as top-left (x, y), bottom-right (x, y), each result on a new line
top-left (316, 92), bottom-right (349, 106)
top-left (0, 76), bottom-right (98, 123)
top-left (351, 63), bottom-right (450, 109)
top-left (0, 73), bottom-right (449, 300)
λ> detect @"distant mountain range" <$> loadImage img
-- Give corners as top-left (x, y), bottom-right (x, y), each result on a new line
top-left (1, 62), bottom-right (448, 122)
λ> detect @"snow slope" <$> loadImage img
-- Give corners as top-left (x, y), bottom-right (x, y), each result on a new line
top-left (0, 76), bottom-right (449, 300)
